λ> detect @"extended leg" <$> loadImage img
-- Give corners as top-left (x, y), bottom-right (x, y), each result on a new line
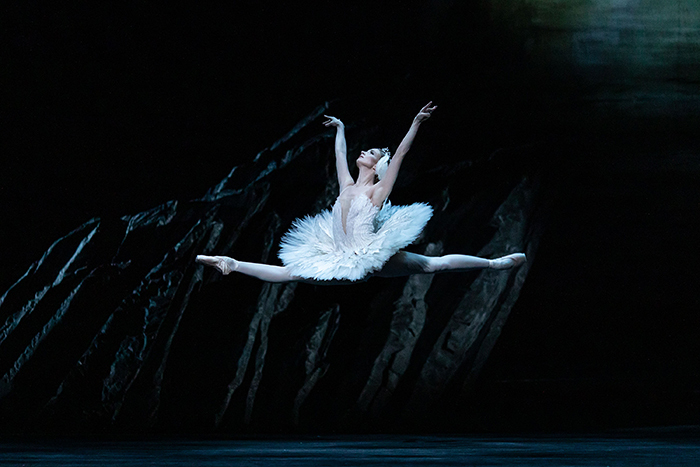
top-left (196, 255), bottom-right (298, 283)
top-left (426, 253), bottom-right (526, 272)
top-left (426, 254), bottom-right (490, 272)
top-left (375, 251), bottom-right (526, 277)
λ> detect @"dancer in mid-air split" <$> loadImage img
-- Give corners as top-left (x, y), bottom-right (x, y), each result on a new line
top-left (197, 102), bottom-right (526, 284)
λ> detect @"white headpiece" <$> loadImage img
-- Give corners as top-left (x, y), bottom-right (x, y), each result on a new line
top-left (375, 148), bottom-right (391, 180)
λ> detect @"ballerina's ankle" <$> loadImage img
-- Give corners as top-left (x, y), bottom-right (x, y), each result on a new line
top-left (196, 255), bottom-right (239, 275)
top-left (222, 257), bottom-right (239, 274)
top-left (489, 253), bottom-right (526, 270)
top-left (213, 256), bottom-right (238, 275)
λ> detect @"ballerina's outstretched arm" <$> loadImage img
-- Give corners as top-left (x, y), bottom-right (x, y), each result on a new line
top-left (372, 102), bottom-right (437, 206)
top-left (323, 115), bottom-right (354, 192)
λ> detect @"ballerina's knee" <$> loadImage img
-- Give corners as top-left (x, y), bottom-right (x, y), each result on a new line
top-left (424, 257), bottom-right (448, 273)
top-left (425, 254), bottom-right (492, 273)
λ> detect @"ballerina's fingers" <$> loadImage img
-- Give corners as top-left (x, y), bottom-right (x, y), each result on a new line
top-left (420, 102), bottom-right (437, 113)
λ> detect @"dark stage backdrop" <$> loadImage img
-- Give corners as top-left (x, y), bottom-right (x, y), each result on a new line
top-left (3, 1), bottom-right (700, 432)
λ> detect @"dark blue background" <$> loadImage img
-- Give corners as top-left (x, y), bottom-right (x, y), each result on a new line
top-left (3, 2), bottom-right (700, 432)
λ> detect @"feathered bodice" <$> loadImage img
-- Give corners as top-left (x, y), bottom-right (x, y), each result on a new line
top-left (279, 194), bottom-right (432, 281)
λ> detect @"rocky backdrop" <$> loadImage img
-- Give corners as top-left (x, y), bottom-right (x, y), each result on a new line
top-left (0, 103), bottom-right (547, 434)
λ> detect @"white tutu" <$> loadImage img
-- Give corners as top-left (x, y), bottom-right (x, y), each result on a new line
top-left (279, 194), bottom-right (433, 281)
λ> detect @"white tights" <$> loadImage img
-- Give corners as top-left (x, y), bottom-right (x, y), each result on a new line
top-left (196, 252), bottom-right (525, 284)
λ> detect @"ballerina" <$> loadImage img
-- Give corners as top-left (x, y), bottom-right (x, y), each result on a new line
top-left (196, 102), bottom-right (526, 283)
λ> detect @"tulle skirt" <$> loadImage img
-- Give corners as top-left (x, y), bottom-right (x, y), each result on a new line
top-left (279, 195), bottom-right (432, 281)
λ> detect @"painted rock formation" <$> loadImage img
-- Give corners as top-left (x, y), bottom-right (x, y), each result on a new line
top-left (0, 103), bottom-right (547, 434)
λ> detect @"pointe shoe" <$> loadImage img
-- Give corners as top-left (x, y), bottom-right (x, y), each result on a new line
top-left (196, 255), bottom-right (239, 275)
top-left (488, 253), bottom-right (527, 270)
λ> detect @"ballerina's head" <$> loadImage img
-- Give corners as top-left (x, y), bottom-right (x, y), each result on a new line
top-left (357, 148), bottom-right (391, 182)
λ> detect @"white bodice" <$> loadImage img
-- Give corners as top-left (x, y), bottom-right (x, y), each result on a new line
top-left (279, 194), bottom-right (432, 281)
top-left (332, 194), bottom-right (381, 255)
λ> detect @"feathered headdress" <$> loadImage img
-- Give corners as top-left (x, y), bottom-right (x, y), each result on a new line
top-left (375, 148), bottom-right (391, 180)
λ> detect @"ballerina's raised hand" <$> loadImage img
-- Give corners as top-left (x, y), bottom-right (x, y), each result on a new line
top-left (415, 101), bottom-right (438, 123)
top-left (196, 102), bottom-right (526, 283)
top-left (323, 115), bottom-right (343, 128)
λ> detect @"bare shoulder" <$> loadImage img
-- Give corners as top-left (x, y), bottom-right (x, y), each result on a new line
top-left (339, 178), bottom-right (354, 191)
top-left (369, 184), bottom-right (388, 207)
top-left (338, 185), bottom-right (382, 206)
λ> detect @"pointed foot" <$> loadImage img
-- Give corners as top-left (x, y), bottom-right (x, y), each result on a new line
top-left (196, 255), bottom-right (238, 275)
top-left (488, 253), bottom-right (527, 270)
